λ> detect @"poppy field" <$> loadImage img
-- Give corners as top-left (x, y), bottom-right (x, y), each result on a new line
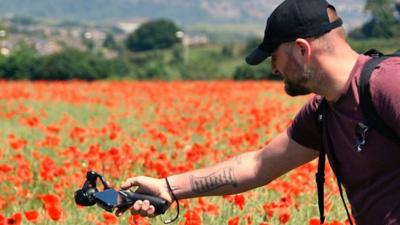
top-left (0, 81), bottom-right (350, 225)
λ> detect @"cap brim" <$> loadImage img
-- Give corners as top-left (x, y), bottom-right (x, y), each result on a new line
top-left (245, 47), bottom-right (271, 65)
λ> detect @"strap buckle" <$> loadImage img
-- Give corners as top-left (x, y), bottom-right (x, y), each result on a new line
top-left (355, 122), bottom-right (369, 152)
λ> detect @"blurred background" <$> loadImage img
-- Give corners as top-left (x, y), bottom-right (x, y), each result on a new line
top-left (0, 0), bottom-right (399, 81)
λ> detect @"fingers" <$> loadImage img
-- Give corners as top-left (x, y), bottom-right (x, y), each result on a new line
top-left (132, 200), bottom-right (143, 213)
top-left (148, 206), bottom-right (156, 216)
top-left (129, 200), bottom-right (156, 217)
top-left (116, 200), bottom-right (156, 217)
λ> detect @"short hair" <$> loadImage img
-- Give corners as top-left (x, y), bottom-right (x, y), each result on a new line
top-left (327, 5), bottom-right (346, 38)
top-left (306, 6), bottom-right (346, 53)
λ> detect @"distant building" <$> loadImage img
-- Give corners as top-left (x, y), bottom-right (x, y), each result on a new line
top-left (34, 40), bottom-right (62, 55)
top-left (0, 47), bottom-right (10, 56)
top-left (115, 19), bottom-right (147, 34)
top-left (187, 34), bottom-right (208, 46)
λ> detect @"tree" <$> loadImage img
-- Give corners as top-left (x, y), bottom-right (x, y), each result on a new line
top-left (34, 48), bottom-right (110, 80)
top-left (361, 0), bottom-right (398, 38)
top-left (233, 63), bottom-right (278, 81)
top-left (0, 44), bottom-right (40, 80)
top-left (243, 37), bottom-right (262, 55)
top-left (103, 33), bottom-right (119, 50)
top-left (81, 31), bottom-right (96, 51)
top-left (125, 19), bottom-right (181, 52)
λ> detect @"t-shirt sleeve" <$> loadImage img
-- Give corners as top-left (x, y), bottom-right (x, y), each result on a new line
top-left (287, 95), bottom-right (323, 151)
top-left (370, 57), bottom-right (400, 136)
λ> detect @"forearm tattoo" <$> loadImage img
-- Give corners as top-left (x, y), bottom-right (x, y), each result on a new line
top-left (190, 167), bottom-right (238, 194)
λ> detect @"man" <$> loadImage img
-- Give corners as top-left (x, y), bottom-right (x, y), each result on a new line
top-left (116, 0), bottom-right (400, 224)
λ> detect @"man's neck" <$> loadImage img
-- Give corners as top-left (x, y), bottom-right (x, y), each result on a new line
top-left (313, 48), bottom-right (360, 102)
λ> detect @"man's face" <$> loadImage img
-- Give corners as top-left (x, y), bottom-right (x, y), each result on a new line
top-left (271, 43), bottom-right (314, 96)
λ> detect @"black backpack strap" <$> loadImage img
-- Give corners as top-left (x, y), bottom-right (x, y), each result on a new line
top-left (316, 98), bottom-right (327, 224)
top-left (316, 98), bottom-right (354, 225)
top-left (359, 50), bottom-right (400, 143)
top-left (363, 48), bottom-right (384, 57)
top-left (324, 130), bottom-right (354, 225)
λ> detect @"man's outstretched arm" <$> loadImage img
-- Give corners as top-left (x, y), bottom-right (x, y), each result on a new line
top-left (116, 131), bottom-right (318, 216)
top-left (167, 131), bottom-right (318, 198)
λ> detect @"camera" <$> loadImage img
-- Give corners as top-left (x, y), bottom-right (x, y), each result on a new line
top-left (74, 171), bottom-right (169, 215)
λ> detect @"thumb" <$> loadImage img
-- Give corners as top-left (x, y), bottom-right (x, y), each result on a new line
top-left (120, 177), bottom-right (139, 190)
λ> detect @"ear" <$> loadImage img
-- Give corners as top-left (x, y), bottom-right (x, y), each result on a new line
top-left (294, 38), bottom-right (312, 63)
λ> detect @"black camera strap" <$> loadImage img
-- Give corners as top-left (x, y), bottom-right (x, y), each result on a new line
top-left (162, 177), bottom-right (180, 224)
top-left (316, 98), bottom-right (354, 225)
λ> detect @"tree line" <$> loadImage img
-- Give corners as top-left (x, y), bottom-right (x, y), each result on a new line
top-left (0, 19), bottom-right (277, 81)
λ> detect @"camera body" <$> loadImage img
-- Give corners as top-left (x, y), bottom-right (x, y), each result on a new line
top-left (92, 189), bottom-right (122, 212)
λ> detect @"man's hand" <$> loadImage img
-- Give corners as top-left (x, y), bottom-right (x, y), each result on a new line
top-left (115, 176), bottom-right (173, 217)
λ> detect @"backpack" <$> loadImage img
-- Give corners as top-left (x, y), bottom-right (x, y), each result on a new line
top-left (316, 49), bottom-right (400, 224)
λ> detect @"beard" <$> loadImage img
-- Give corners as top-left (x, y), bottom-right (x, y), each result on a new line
top-left (284, 67), bottom-right (313, 96)
top-left (282, 54), bottom-right (319, 97)
top-left (284, 79), bottom-right (311, 96)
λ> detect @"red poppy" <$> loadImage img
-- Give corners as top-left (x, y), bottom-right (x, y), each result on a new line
top-left (23, 116), bottom-right (39, 127)
top-left (279, 212), bottom-right (291, 224)
top-left (24, 210), bottom-right (39, 222)
top-left (46, 125), bottom-right (60, 134)
top-left (234, 194), bottom-right (245, 210)
top-left (328, 220), bottom-right (344, 225)
top-left (129, 214), bottom-right (150, 225)
top-left (0, 165), bottom-right (12, 173)
top-left (309, 218), bottom-right (321, 225)
top-left (9, 139), bottom-right (27, 151)
top-left (195, 198), bottom-right (219, 215)
top-left (183, 210), bottom-right (202, 225)
top-left (38, 194), bottom-right (60, 206)
top-left (228, 216), bottom-right (240, 225)
top-left (102, 213), bottom-right (117, 224)
top-left (47, 205), bottom-right (63, 221)
top-left (0, 214), bottom-right (4, 225)
top-left (6, 213), bottom-right (22, 225)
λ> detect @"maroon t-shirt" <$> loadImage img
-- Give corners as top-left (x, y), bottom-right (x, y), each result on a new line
top-left (288, 54), bottom-right (400, 225)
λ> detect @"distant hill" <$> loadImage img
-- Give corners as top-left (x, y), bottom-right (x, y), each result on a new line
top-left (0, 0), bottom-right (367, 29)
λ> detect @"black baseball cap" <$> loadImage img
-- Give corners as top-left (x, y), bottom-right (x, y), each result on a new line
top-left (246, 0), bottom-right (343, 65)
